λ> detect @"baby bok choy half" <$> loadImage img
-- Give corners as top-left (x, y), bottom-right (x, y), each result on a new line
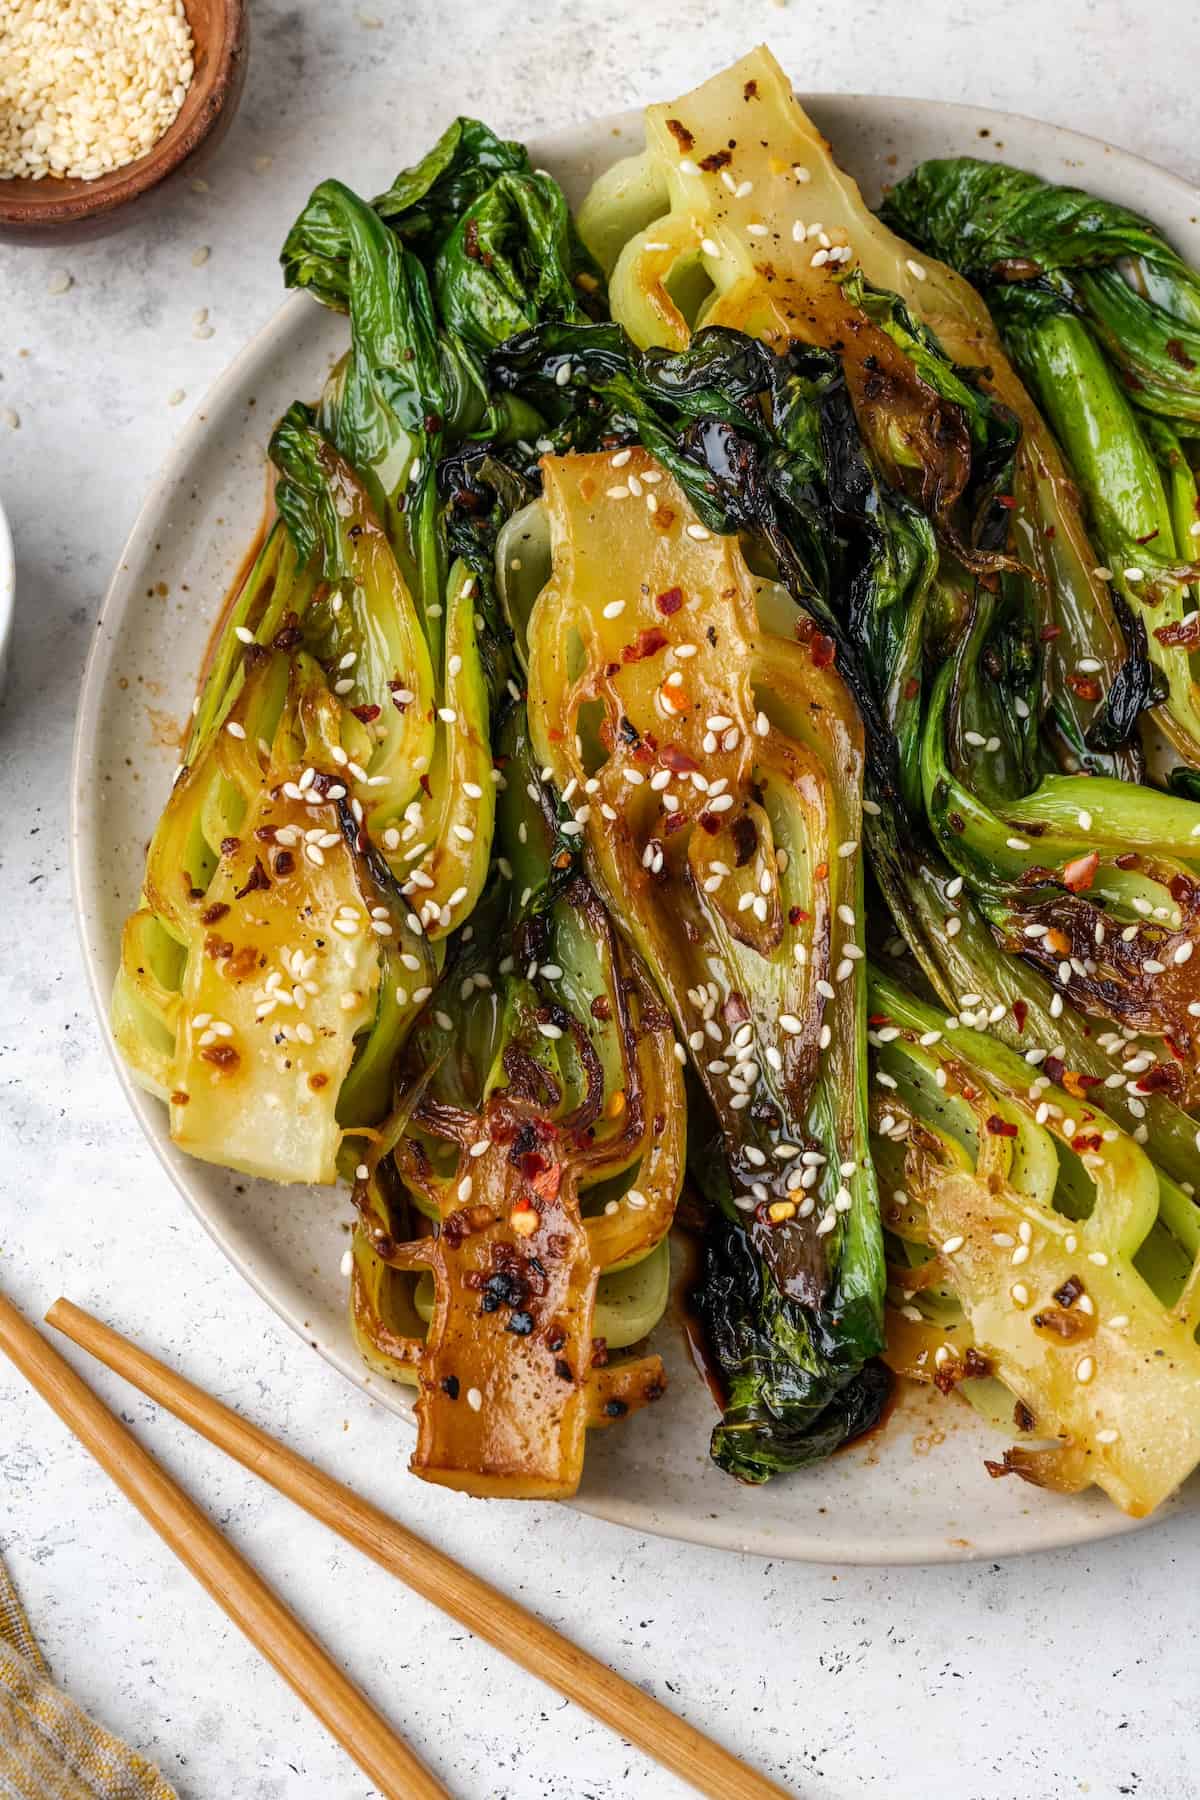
top-left (111, 414), bottom-right (440, 1184)
top-left (512, 443), bottom-right (886, 1482)
top-left (868, 964), bottom-right (1200, 1517)
top-left (345, 701), bottom-right (683, 1498)
top-left (882, 156), bottom-right (1200, 782)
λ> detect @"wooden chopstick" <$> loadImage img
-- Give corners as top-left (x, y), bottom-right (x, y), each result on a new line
top-left (47, 1296), bottom-right (794, 1800)
top-left (0, 1291), bottom-right (448, 1800)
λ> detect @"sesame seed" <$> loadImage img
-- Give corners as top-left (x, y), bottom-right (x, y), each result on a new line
top-left (554, 363), bottom-right (572, 387)
top-left (1123, 567), bottom-right (1144, 582)
top-left (1011, 1283), bottom-right (1029, 1307)
top-left (942, 1234), bottom-right (964, 1254)
top-left (1075, 1356), bottom-right (1095, 1385)
top-left (686, 523), bottom-right (711, 541)
top-left (225, 720), bottom-right (246, 739)
top-left (1096, 1428), bottom-right (1119, 1445)
top-left (466, 1387), bottom-right (483, 1411)
top-left (700, 237), bottom-right (721, 257)
top-left (906, 257), bottom-right (927, 281)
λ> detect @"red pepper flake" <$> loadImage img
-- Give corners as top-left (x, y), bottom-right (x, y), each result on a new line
top-left (813, 861), bottom-right (829, 882)
top-left (1164, 1035), bottom-right (1188, 1064)
top-left (903, 676), bottom-right (920, 701)
top-left (234, 857), bottom-right (272, 900)
top-left (1038, 623), bottom-right (1062, 642)
top-left (1012, 998), bottom-right (1028, 1034)
top-left (621, 627), bottom-right (669, 663)
top-left (665, 118), bottom-right (695, 151)
top-left (200, 1044), bottom-right (239, 1070)
top-left (985, 1114), bottom-right (1018, 1137)
top-left (1061, 851), bottom-right (1099, 893)
top-left (1068, 673), bottom-right (1102, 701)
top-left (661, 743), bottom-right (699, 774)
top-left (810, 633), bottom-right (836, 669)
top-left (547, 727), bottom-right (565, 743)
top-left (1155, 615), bottom-right (1200, 649)
top-left (200, 901), bottom-right (230, 925)
top-left (351, 702), bottom-right (381, 723)
top-left (656, 585), bottom-right (684, 616)
top-left (663, 810), bottom-right (688, 835)
top-left (698, 811), bottom-right (722, 835)
top-left (996, 494), bottom-right (1016, 510)
top-left (1044, 1054), bottom-right (1066, 1086)
top-left (529, 1163), bottom-right (562, 1202)
top-left (867, 1013), bottom-right (892, 1027)
top-left (1072, 1132), bottom-right (1103, 1153)
top-left (699, 149), bottom-right (732, 172)
top-left (788, 904), bottom-right (810, 926)
top-left (1114, 851), bottom-right (1139, 871)
top-left (1138, 1063), bottom-right (1178, 1093)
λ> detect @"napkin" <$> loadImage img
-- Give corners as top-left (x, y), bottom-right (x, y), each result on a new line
top-left (0, 1553), bottom-right (176, 1800)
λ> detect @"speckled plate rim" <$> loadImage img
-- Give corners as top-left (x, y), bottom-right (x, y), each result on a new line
top-left (71, 93), bottom-right (1200, 1564)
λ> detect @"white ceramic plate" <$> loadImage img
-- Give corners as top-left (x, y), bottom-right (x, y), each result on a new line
top-left (73, 95), bottom-right (1200, 1563)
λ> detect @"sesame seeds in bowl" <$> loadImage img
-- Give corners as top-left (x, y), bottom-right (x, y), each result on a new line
top-left (0, 0), bottom-right (248, 242)
top-left (0, 0), bottom-right (196, 185)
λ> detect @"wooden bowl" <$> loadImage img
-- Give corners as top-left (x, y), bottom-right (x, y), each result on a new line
top-left (0, 0), bottom-right (248, 243)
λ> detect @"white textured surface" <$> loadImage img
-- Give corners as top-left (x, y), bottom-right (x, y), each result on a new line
top-left (0, 4), bottom-right (1196, 1796)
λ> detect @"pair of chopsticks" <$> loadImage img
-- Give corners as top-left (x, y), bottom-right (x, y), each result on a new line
top-left (0, 1292), bottom-right (792, 1800)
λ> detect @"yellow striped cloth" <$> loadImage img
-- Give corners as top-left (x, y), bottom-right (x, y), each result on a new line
top-left (0, 1554), bottom-right (176, 1800)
